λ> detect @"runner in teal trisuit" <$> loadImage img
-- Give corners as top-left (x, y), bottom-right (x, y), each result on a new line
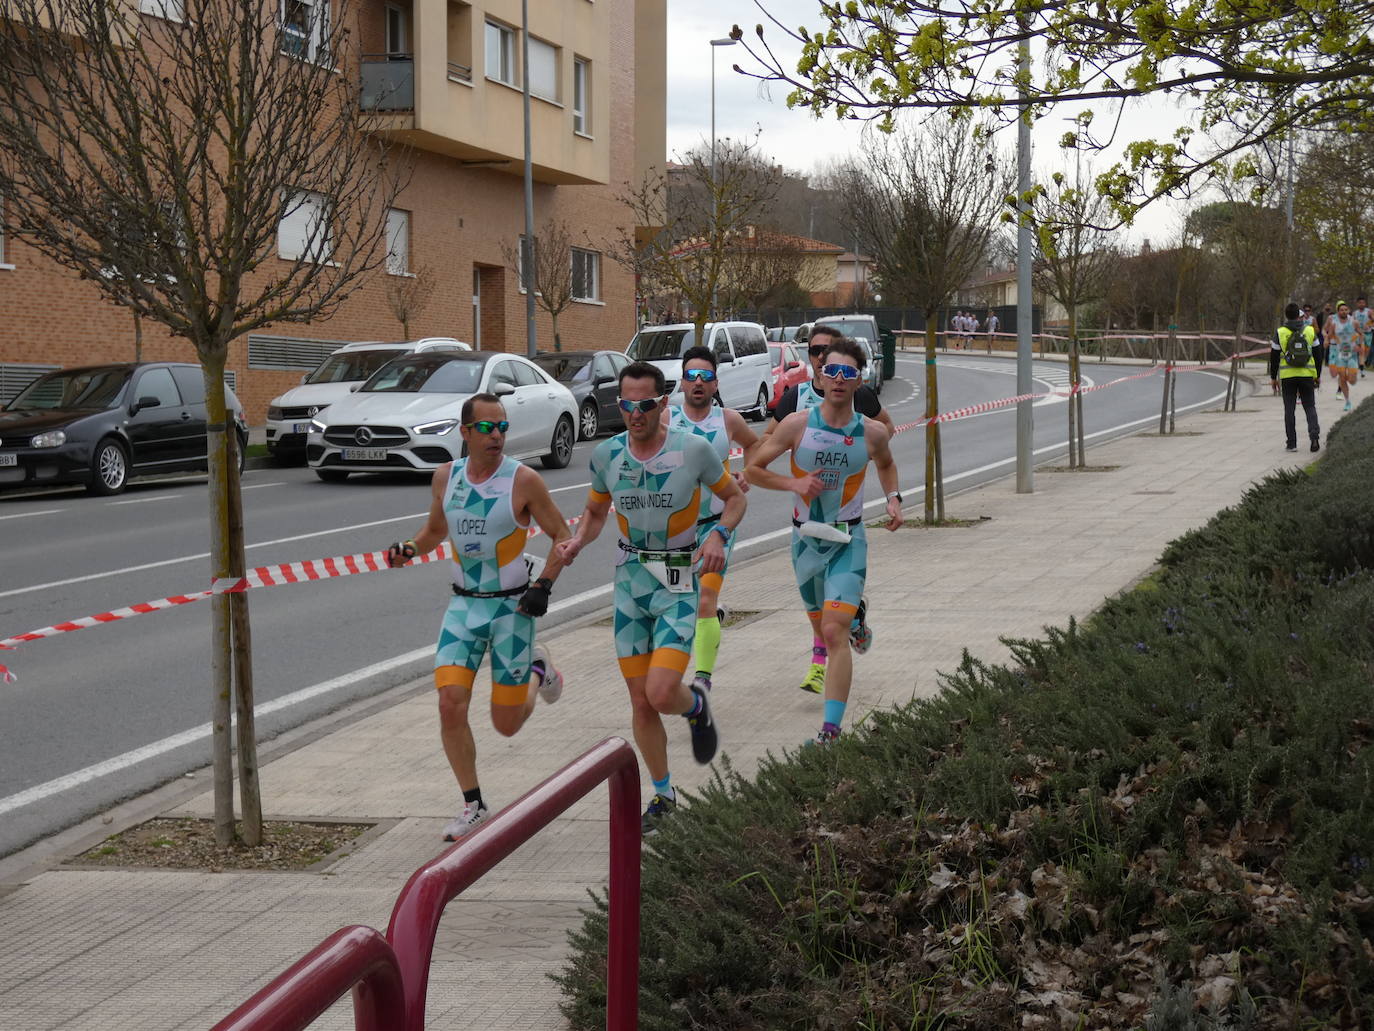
top-left (747, 337), bottom-right (903, 744)
top-left (661, 345), bottom-right (759, 696)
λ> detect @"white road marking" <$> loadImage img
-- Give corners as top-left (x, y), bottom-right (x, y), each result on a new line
top-left (0, 508), bottom-right (64, 522)
top-left (242, 482), bottom-right (287, 490)
top-left (109, 495), bottom-right (179, 506)
top-left (0, 383), bottom-right (1230, 817)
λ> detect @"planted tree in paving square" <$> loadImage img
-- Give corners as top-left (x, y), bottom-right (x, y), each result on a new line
top-left (0, 0), bottom-right (409, 845)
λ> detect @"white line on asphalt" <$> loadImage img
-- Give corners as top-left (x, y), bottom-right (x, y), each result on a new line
top-left (242, 482), bottom-right (287, 490)
top-left (109, 495), bottom-right (179, 506)
top-left (0, 508), bottom-right (64, 522)
top-left (0, 383), bottom-right (1231, 818)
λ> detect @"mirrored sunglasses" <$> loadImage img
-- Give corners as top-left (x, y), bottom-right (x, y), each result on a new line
top-left (617, 396), bottom-right (664, 414)
top-left (682, 369), bottom-right (717, 383)
top-left (821, 363), bottom-right (860, 381)
top-left (464, 419), bottom-right (510, 434)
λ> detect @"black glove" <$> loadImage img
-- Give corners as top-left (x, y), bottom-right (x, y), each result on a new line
top-left (386, 540), bottom-right (416, 568)
top-left (518, 578), bottom-right (552, 616)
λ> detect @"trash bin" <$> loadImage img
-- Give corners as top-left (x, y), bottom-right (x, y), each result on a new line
top-left (879, 327), bottom-right (896, 380)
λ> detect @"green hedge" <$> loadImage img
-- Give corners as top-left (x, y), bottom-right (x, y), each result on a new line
top-left (557, 409), bottom-right (1374, 1029)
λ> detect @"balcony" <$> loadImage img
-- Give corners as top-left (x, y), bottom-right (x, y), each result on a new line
top-left (360, 54), bottom-right (414, 112)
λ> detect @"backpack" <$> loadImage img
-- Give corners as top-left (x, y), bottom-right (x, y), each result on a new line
top-left (1280, 325), bottom-right (1312, 368)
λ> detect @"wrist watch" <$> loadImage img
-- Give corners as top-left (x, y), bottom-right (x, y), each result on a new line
top-left (887, 490), bottom-right (903, 503)
top-left (710, 523), bottom-right (732, 544)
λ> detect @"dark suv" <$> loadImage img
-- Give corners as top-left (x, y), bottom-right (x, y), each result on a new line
top-left (0, 362), bottom-right (248, 495)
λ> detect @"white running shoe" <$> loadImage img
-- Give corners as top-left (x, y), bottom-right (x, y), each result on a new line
top-left (533, 644), bottom-right (563, 704)
top-left (442, 802), bottom-right (487, 841)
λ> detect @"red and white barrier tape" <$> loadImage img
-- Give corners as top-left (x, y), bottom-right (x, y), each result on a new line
top-left (0, 353), bottom-right (1260, 682)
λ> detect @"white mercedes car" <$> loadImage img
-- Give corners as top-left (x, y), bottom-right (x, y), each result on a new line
top-left (306, 350), bottom-right (577, 482)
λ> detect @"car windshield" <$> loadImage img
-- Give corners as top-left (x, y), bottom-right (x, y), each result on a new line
top-left (768, 344), bottom-right (785, 366)
top-left (532, 354), bottom-right (592, 383)
top-left (6, 368), bottom-right (129, 410)
top-left (628, 328), bottom-right (694, 360)
top-left (305, 350), bottom-right (404, 384)
top-left (362, 358), bottom-right (484, 394)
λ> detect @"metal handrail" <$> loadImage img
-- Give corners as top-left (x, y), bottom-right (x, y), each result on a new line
top-left (447, 60), bottom-right (472, 81)
top-left (386, 736), bottom-right (641, 1031)
top-left (209, 925), bottom-right (405, 1031)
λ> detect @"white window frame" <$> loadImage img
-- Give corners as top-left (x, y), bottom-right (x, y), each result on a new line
top-left (484, 19), bottom-right (516, 86)
top-left (281, 0), bottom-right (331, 63)
top-left (527, 37), bottom-right (558, 102)
top-left (571, 247), bottom-right (600, 302)
top-left (384, 3), bottom-right (407, 56)
top-left (139, 0), bottom-right (184, 20)
top-left (278, 188), bottom-right (334, 263)
top-left (572, 57), bottom-right (590, 135)
top-left (385, 207), bottom-right (410, 275)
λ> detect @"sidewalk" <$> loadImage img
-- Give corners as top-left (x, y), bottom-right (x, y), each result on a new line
top-left (0, 380), bottom-right (1345, 1030)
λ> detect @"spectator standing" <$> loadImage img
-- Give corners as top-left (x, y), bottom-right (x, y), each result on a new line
top-left (1270, 302), bottom-right (1320, 452)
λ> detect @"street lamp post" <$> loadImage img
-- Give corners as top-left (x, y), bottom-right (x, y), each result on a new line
top-left (709, 37), bottom-right (737, 319)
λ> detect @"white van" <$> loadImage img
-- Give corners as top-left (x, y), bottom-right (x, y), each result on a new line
top-left (625, 321), bottom-right (772, 419)
top-left (265, 337), bottom-right (470, 461)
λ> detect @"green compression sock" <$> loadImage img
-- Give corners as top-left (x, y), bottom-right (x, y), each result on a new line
top-left (692, 616), bottom-right (721, 676)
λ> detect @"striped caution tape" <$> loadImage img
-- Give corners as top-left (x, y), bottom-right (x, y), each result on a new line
top-left (0, 354), bottom-right (1259, 682)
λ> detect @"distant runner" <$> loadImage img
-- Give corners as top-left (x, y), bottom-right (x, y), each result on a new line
top-left (1326, 301), bottom-right (1360, 411)
top-left (557, 361), bottom-right (746, 834)
top-left (386, 392), bottom-right (571, 840)
top-left (662, 345), bottom-right (759, 696)
top-left (747, 337), bottom-right (903, 744)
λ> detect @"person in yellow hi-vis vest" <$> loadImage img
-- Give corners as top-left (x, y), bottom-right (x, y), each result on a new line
top-left (1270, 302), bottom-right (1321, 453)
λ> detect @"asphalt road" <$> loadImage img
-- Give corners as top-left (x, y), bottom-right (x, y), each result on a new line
top-left (0, 355), bottom-right (1231, 856)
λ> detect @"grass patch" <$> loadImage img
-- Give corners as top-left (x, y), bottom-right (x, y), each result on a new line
top-left (556, 406), bottom-right (1374, 1028)
top-left (1038, 464), bottom-right (1122, 473)
top-left (245, 443), bottom-right (270, 458)
top-left (69, 817), bottom-right (372, 872)
top-left (880, 516), bottom-right (992, 529)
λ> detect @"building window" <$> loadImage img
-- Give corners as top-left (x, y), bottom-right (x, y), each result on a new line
top-left (278, 189), bottom-right (333, 262)
top-left (484, 19), bottom-right (515, 85)
top-left (572, 57), bottom-right (590, 133)
top-left (528, 37), bottom-right (557, 101)
top-left (139, 0), bottom-right (184, 20)
top-left (386, 208), bottom-right (410, 275)
top-left (282, 0), bottom-right (330, 63)
top-left (572, 248), bottom-right (599, 302)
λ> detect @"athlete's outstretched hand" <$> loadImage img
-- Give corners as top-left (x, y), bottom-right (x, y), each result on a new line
top-left (554, 536), bottom-right (583, 566)
top-left (883, 496), bottom-right (902, 532)
top-left (386, 540), bottom-right (417, 567)
top-left (792, 472), bottom-right (826, 501)
top-left (694, 534), bottom-right (726, 574)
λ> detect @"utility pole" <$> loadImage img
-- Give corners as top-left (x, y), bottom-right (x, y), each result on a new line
top-left (1015, 36), bottom-right (1034, 493)
top-left (521, 0), bottom-right (536, 356)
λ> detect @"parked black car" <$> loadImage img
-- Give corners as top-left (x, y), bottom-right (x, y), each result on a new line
top-left (531, 349), bottom-right (631, 440)
top-left (0, 362), bottom-right (248, 495)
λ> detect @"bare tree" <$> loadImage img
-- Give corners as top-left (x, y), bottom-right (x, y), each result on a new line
top-left (1031, 151), bottom-right (1120, 467)
top-left (839, 120), bottom-right (1011, 522)
top-left (501, 218), bottom-right (576, 352)
top-left (384, 264), bottom-right (437, 340)
top-left (609, 136), bottom-right (782, 344)
top-left (0, 0), bottom-right (407, 845)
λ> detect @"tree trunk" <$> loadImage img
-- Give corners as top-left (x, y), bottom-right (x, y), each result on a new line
top-left (225, 428), bottom-right (262, 847)
top-left (199, 355), bottom-right (237, 845)
top-left (133, 312), bottom-right (143, 362)
top-left (924, 318), bottom-right (940, 524)
top-left (552, 311), bottom-right (561, 353)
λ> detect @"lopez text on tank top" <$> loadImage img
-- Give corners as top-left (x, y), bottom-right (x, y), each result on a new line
top-left (444, 456), bottom-right (530, 593)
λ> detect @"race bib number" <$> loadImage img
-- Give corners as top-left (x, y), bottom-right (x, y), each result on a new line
top-left (642, 553), bottom-right (695, 593)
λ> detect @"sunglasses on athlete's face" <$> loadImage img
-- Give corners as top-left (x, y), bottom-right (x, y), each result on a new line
top-left (682, 369), bottom-right (717, 383)
top-left (617, 396), bottom-right (665, 414)
top-left (808, 344), bottom-right (832, 359)
top-left (821, 362), bottom-right (860, 382)
top-left (464, 419), bottom-right (509, 434)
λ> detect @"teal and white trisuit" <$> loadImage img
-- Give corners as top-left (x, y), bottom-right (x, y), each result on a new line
top-left (789, 406), bottom-right (870, 618)
top-left (667, 404), bottom-right (734, 586)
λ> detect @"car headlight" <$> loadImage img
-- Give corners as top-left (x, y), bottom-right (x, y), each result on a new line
top-left (267, 405), bottom-right (283, 420)
top-left (412, 419), bottom-right (459, 435)
top-left (31, 430), bottom-right (66, 448)
top-left (309, 419), bottom-right (327, 433)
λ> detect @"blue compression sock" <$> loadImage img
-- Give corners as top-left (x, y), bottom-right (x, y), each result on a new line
top-left (652, 774), bottom-right (674, 801)
top-left (823, 699), bottom-right (847, 728)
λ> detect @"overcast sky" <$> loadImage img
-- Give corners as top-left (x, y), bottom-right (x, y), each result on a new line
top-left (664, 0), bottom-right (1196, 245)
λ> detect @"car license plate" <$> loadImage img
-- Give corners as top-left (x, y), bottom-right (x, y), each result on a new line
top-left (292, 422), bottom-right (312, 434)
top-left (342, 448), bottom-right (387, 461)
top-left (0, 453), bottom-right (15, 467)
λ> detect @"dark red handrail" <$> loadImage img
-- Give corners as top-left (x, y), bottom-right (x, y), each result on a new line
top-left (386, 736), bottom-right (641, 1031)
top-left (209, 925), bottom-right (405, 1031)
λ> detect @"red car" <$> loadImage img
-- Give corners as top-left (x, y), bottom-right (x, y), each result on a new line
top-left (767, 342), bottom-right (809, 414)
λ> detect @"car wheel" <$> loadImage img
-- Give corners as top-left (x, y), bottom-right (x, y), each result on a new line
top-left (87, 438), bottom-right (129, 496)
top-left (750, 385), bottom-right (769, 421)
top-left (541, 415), bottom-right (575, 469)
top-left (579, 401), bottom-right (599, 440)
top-left (315, 469), bottom-right (349, 483)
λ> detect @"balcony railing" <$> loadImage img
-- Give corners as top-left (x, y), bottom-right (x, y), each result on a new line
top-left (446, 60), bottom-right (472, 84)
top-left (360, 54), bottom-right (414, 112)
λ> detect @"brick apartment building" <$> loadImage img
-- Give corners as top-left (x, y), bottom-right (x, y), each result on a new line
top-left (0, 0), bottom-right (666, 422)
